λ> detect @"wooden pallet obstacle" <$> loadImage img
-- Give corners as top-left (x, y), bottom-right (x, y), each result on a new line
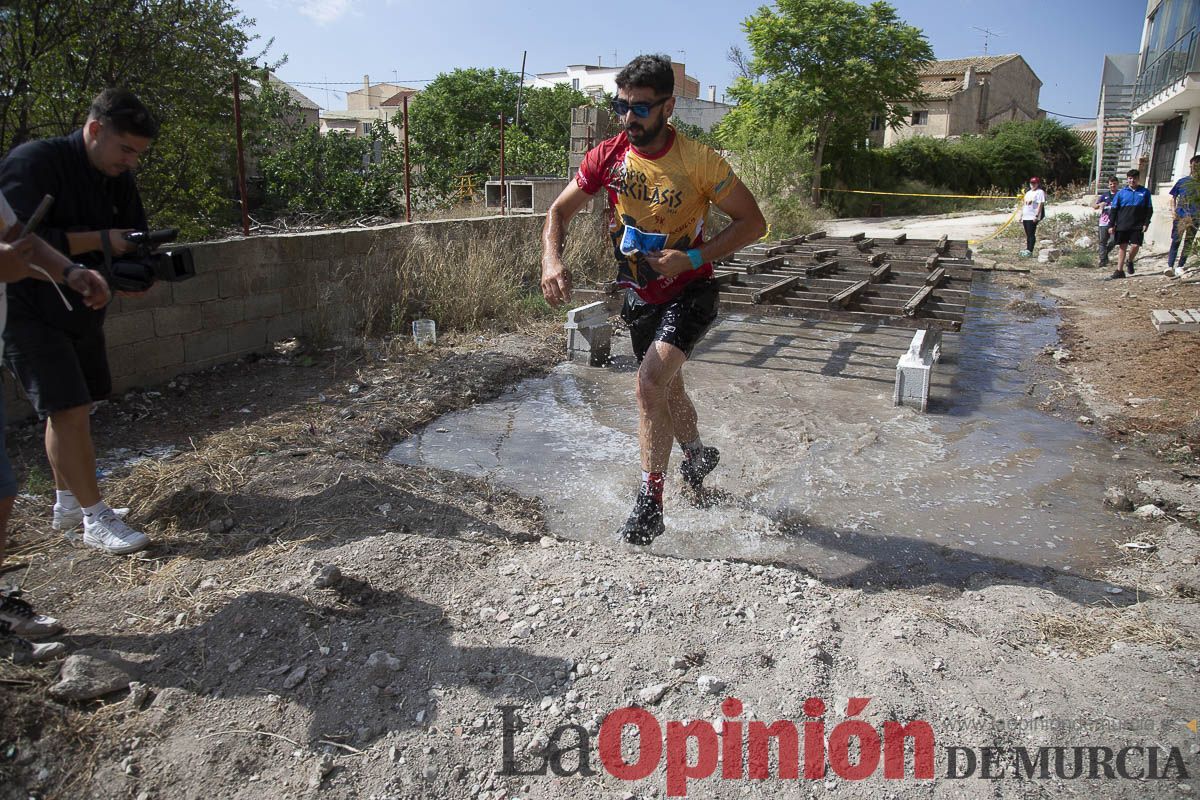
top-left (1151, 308), bottom-right (1200, 333)
top-left (571, 233), bottom-right (974, 332)
top-left (568, 233), bottom-right (977, 411)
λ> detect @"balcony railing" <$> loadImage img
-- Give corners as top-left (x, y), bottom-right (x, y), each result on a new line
top-left (1132, 26), bottom-right (1199, 109)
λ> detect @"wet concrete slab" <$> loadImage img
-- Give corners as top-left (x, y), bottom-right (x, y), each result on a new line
top-left (389, 277), bottom-right (1151, 589)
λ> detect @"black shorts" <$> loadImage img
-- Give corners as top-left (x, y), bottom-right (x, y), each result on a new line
top-left (3, 315), bottom-right (111, 419)
top-left (1113, 229), bottom-right (1144, 246)
top-left (621, 278), bottom-right (719, 362)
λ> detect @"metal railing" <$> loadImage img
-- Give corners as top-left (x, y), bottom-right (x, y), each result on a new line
top-left (1132, 26), bottom-right (1199, 109)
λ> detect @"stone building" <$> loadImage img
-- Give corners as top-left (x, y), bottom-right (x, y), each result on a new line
top-left (319, 75), bottom-right (417, 140)
top-left (871, 54), bottom-right (1043, 147)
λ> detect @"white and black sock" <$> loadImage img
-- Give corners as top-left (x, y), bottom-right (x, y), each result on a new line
top-left (82, 501), bottom-right (110, 527)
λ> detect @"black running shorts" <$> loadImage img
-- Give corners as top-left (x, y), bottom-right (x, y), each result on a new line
top-left (1113, 229), bottom-right (1144, 246)
top-left (621, 278), bottom-right (720, 362)
top-left (3, 315), bottom-right (111, 419)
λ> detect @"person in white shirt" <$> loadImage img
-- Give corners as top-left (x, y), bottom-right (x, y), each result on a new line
top-left (0, 189), bottom-right (108, 663)
top-left (1019, 176), bottom-right (1045, 257)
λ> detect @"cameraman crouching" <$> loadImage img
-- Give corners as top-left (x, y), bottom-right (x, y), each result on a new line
top-left (0, 89), bottom-right (159, 555)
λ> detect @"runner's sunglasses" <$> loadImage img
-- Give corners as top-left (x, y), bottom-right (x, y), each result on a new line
top-left (610, 97), bottom-right (670, 118)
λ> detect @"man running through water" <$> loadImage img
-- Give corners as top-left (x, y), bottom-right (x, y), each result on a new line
top-left (539, 54), bottom-right (766, 544)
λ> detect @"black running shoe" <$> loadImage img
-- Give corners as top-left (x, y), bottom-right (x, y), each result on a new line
top-left (680, 446), bottom-right (720, 492)
top-left (1126, 262), bottom-right (1135, 275)
top-left (1106, 269), bottom-right (1125, 281)
top-left (617, 493), bottom-right (664, 545)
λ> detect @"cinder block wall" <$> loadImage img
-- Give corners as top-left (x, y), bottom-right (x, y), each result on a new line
top-left (4, 214), bottom-right (545, 418)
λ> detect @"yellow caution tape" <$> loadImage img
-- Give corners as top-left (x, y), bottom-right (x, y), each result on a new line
top-left (967, 201), bottom-right (1022, 246)
top-left (819, 187), bottom-right (1021, 200)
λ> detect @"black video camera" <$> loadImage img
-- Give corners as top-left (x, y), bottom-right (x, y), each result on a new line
top-left (108, 228), bottom-right (196, 292)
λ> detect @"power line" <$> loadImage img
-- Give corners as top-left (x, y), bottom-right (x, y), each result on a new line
top-left (1044, 110), bottom-right (1097, 120)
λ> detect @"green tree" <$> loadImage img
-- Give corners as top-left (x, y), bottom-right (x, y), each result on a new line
top-left (407, 68), bottom-right (588, 203)
top-left (519, 83), bottom-right (587, 151)
top-left (0, 0), bottom-right (266, 238)
top-left (732, 0), bottom-right (933, 205)
top-left (246, 81), bottom-right (404, 217)
top-left (986, 119), bottom-right (1089, 188)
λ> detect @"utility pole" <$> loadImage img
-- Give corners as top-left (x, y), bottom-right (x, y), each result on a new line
top-left (515, 50), bottom-right (527, 129)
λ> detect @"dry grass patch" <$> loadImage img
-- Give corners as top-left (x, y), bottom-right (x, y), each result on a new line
top-left (1033, 607), bottom-right (1197, 656)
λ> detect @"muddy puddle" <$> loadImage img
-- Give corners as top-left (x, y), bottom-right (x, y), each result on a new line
top-left (389, 277), bottom-right (1151, 588)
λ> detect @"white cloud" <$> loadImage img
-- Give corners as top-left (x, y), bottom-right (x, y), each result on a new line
top-left (297, 0), bottom-right (353, 25)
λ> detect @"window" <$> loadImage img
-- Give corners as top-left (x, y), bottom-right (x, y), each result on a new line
top-left (361, 122), bottom-right (372, 135)
top-left (911, 110), bottom-right (929, 125)
top-left (571, 78), bottom-right (580, 90)
top-left (869, 115), bottom-right (883, 131)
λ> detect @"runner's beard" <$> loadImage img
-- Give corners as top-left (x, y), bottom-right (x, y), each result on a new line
top-left (626, 114), bottom-right (665, 147)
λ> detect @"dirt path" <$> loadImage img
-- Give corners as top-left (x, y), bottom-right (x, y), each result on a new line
top-left (826, 201), bottom-right (1097, 241)
top-left (1, 214), bottom-right (1198, 799)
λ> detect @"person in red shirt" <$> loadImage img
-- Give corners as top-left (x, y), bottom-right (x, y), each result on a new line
top-left (540, 54), bottom-right (766, 545)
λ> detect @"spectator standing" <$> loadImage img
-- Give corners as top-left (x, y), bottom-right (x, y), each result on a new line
top-left (1106, 169), bottom-right (1154, 279)
top-left (1094, 175), bottom-right (1119, 269)
top-left (1019, 177), bottom-right (1045, 257)
top-left (0, 89), bottom-right (157, 555)
top-left (1166, 154), bottom-right (1200, 278)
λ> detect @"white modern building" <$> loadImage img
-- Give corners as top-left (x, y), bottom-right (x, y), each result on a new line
top-left (1126, 0), bottom-right (1200, 247)
top-left (531, 61), bottom-right (732, 132)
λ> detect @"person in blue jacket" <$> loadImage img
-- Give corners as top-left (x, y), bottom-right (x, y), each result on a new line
top-left (1106, 169), bottom-right (1153, 280)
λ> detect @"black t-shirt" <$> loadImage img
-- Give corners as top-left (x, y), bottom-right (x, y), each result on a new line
top-left (0, 129), bottom-right (147, 331)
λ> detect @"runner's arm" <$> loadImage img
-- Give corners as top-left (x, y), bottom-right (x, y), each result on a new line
top-left (540, 181), bottom-right (594, 307)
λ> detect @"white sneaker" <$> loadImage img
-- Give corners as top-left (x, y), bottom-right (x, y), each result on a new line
top-left (0, 590), bottom-right (62, 637)
top-left (0, 623), bottom-right (66, 664)
top-left (52, 503), bottom-right (83, 531)
top-left (56, 504), bottom-right (129, 534)
top-left (82, 509), bottom-right (150, 555)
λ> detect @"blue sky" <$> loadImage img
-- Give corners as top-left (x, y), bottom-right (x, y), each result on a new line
top-left (235, 0), bottom-right (1147, 123)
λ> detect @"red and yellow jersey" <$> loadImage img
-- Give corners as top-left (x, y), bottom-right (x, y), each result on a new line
top-left (575, 127), bottom-right (739, 304)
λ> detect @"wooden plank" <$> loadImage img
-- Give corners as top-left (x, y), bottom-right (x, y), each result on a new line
top-left (780, 234), bottom-right (807, 245)
top-left (925, 254), bottom-right (940, 271)
top-left (712, 270), bottom-right (740, 286)
top-left (745, 255), bottom-right (787, 275)
top-left (936, 234), bottom-right (949, 254)
top-left (869, 251), bottom-right (888, 267)
top-left (925, 267), bottom-right (947, 287)
top-left (752, 274), bottom-right (804, 304)
top-left (719, 299), bottom-right (962, 331)
top-left (812, 248), bottom-right (837, 260)
top-left (849, 232), bottom-right (866, 242)
top-left (903, 285), bottom-right (934, 317)
top-left (827, 279), bottom-right (870, 308)
top-left (807, 230), bottom-right (827, 240)
top-left (870, 263), bottom-right (892, 283)
top-left (805, 259), bottom-right (839, 278)
top-left (891, 233), bottom-right (907, 244)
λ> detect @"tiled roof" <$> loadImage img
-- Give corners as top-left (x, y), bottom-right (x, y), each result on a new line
top-left (1074, 129), bottom-right (1097, 149)
top-left (380, 88), bottom-right (420, 107)
top-left (268, 74), bottom-right (319, 111)
top-left (919, 78), bottom-right (965, 99)
top-left (919, 54), bottom-right (1019, 77)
